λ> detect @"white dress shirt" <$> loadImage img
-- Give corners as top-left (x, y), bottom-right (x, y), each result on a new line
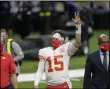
top-left (100, 50), bottom-right (109, 70)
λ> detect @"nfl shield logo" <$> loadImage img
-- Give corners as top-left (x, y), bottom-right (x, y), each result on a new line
top-left (59, 48), bottom-right (65, 53)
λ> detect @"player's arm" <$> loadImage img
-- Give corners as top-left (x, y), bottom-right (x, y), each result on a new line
top-left (12, 41), bottom-right (24, 62)
top-left (34, 55), bottom-right (45, 89)
top-left (67, 12), bottom-right (81, 56)
top-left (9, 54), bottom-right (18, 89)
top-left (72, 12), bottom-right (81, 48)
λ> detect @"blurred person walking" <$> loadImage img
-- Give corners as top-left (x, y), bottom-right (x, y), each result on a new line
top-left (0, 29), bottom-right (24, 89)
top-left (83, 34), bottom-right (109, 89)
top-left (0, 28), bottom-right (24, 76)
top-left (0, 42), bottom-right (18, 89)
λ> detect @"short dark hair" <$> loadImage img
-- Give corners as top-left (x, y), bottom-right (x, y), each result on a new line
top-left (52, 29), bottom-right (67, 41)
top-left (0, 29), bottom-right (8, 34)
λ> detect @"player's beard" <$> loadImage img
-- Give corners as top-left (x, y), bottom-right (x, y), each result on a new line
top-left (51, 38), bottom-right (62, 49)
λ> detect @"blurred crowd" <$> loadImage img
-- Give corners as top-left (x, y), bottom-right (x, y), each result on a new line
top-left (0, 1), bottom-right (109, 39)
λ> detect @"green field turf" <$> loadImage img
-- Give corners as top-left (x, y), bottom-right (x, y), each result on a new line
top-left (11, 30), bottom-right (109, 88)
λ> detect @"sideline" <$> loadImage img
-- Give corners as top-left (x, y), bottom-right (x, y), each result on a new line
top-left (18, 69), bottom-right (85, 82)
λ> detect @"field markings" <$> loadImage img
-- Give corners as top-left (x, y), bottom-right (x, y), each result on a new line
top-left (18, 69), bottom-right (85, 82)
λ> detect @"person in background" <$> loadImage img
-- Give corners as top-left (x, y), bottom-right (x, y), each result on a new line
top-left (0, 28), bottom-right (24, 89)
top-left (83, 34), bottom-right (109, 89)
top-left (0, 42), bottom-right (18, 89)
top-left (0, 28), bottom-right (24, 77)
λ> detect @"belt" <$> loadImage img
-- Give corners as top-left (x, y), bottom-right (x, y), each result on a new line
top-left (47, 82), bottom-right (69, 88)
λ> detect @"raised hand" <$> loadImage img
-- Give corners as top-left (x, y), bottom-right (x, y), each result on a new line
top-left (72, 12), bottom-right (81, 25)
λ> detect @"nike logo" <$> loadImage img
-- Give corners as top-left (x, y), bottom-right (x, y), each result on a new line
top-left (2, 57), bottom-right (6, 59)
top-left (64, 86), bottom-right (67, 88)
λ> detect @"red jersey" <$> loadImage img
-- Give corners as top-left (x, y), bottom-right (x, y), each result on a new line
top-left (0, 51), bottom-right (16, 88)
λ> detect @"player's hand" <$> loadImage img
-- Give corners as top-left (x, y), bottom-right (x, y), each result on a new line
top-left (72, 11), bottom-right (81, 25)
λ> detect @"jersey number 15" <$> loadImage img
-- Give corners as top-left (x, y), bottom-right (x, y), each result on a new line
top-left (47, 55), bottom-right (64, 72)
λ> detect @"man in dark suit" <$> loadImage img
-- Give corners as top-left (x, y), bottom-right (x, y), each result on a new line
top-left (83, 34), bottom-right (109, 89)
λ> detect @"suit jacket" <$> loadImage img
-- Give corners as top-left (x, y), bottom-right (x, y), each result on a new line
top-left (83, 50), bottom-right (109, 89)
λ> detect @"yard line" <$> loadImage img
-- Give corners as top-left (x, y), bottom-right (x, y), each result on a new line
top-left (18, 69), bottom-right (85, 82)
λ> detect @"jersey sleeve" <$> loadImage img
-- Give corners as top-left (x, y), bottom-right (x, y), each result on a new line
top-left (34, 59), bottom-right (45, 87)
top-left (9, 54), bottom-right (16, 74)
top-left (38, 49), bottom-right (45, 60)
top-left (67, 42), bottom-right (78, 56)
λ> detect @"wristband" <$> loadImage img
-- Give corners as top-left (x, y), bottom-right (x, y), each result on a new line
top-left (75, 24), bottom-right (81, 34)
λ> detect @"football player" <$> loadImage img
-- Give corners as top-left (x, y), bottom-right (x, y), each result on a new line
top-left (34, 12), bottom-right (81, 89)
